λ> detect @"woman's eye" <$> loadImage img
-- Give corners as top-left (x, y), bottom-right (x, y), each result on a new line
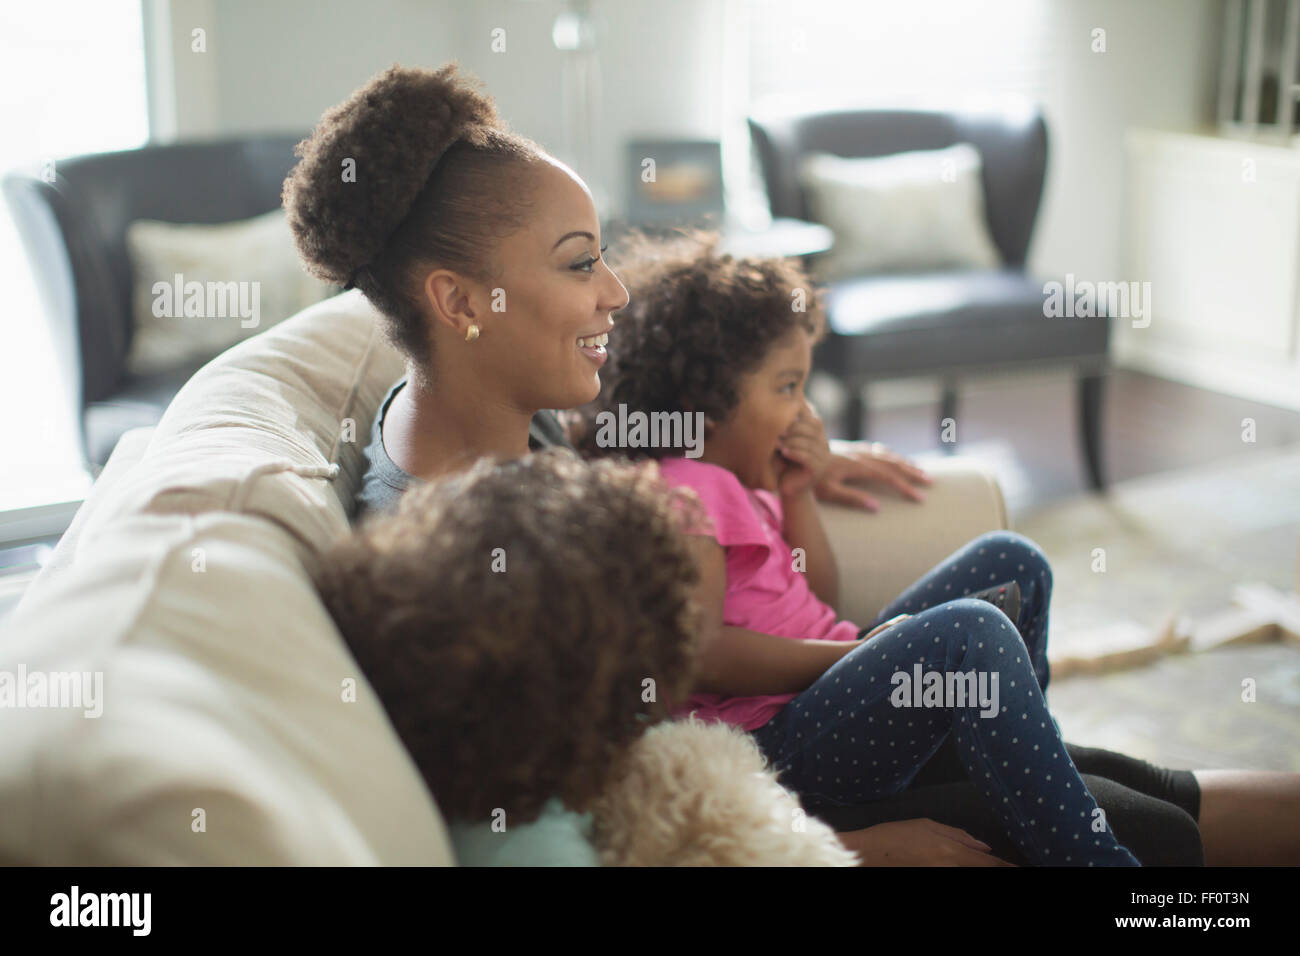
top-left (572, 242), bottom-right (609, 273)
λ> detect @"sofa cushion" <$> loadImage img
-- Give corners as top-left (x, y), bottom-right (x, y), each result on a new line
top-left (0, 289), bottom-right (455, 864)
top-left (1, 511), bottom-right (452, 864)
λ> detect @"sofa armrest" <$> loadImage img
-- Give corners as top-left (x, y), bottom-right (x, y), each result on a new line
top-left (819, 458), bottom-right (1009, 627)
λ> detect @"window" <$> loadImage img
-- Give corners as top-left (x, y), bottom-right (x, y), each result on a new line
top-left (0, 1), bottom-right (149, 527)
top-left (747, 0), bottom-right (1052, 106)
top-left (725, 0), bottom-right (1053, 222)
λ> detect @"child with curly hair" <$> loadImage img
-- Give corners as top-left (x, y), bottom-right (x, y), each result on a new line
top-left (314, 449), bottom-right (704, 864)
top-left (575, 231), bottom-right (1143, 866)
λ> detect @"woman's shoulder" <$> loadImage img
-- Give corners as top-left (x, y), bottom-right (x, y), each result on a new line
top-left (354, 378), bottom-right (417, 519)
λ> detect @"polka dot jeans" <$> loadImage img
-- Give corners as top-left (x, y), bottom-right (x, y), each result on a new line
top-left (750, 531), bottom-right (1141, 866)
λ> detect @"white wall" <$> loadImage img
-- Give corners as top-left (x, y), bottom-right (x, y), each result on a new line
top-left (1030, 0), bottom-right (1222, 283)
top-left (148, 0), bottom-right (472, 138)
top-left (148, 0), bottom-right (1225, 286)
top-left (149, 0), bottom-right (728, 216)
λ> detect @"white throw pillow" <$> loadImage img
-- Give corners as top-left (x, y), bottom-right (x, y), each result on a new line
top-left (124, 209), bottom-right (338, 376)
top-left (798, 143), bottom-right (1002, 281)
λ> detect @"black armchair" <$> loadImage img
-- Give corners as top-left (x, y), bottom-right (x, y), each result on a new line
top-left (748, 104), bottom-right (1110, 490)
top-left (3, 134), bottom-right (307, 467)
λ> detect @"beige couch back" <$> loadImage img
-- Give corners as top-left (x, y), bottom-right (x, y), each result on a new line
top-left (0, 291), bottom-right (455, 864)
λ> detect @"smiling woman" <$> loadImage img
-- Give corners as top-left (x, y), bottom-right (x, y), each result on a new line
top-left (282, 62), bottom-right (629, 513)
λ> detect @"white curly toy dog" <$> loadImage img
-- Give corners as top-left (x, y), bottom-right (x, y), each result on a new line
top-left (589, 716), bottom-right (859, 866)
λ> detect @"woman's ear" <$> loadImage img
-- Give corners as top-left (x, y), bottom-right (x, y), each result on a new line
top-left (422, 268), bottom-right (480, 340)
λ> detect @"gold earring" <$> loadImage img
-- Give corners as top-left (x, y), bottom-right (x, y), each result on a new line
top-left (465, 324), bottom-right (480, 342)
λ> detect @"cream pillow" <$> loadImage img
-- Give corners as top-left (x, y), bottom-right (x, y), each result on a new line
top-left (799, 143), bottom-right (1002, 281)
top-left (124, 209), bottom-right (338, 376)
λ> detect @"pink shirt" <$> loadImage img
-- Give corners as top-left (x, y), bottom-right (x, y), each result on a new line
top-left (656, 456), bottom-right (861, 731)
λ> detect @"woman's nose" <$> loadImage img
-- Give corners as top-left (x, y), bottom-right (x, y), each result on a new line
top-left (602, 265), bottom-right (630, 312)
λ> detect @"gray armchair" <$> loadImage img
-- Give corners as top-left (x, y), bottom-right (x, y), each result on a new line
top-left (748, 105), bottom-right (1110, 490)
top-left (3, 134), bottom-right (307, 467)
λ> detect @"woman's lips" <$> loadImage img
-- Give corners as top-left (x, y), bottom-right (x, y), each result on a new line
top-left (577, 329), bottom-right (610, 366)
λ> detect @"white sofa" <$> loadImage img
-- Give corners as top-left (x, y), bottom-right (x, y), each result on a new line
top-left (0, 290), bottom-right (1008, 865)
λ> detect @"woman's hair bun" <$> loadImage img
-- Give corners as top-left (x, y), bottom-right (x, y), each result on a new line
top-left (283, 62), bottom-right (503, 285)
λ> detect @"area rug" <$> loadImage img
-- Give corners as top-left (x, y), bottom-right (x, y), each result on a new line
top-left (1047, 643), bottom-right (1300, 771)
top-left (931, 442), bottom-right (1300, 673)
top-left (919, 443), bottom-right (1300, 771)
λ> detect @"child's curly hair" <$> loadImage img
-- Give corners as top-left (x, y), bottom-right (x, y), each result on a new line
top-left (282, 62), bottom-right (547, 366)
top-left (314, 449), bottom-right (707, 825)
top-left (574, 229), bottom-right (829, 459)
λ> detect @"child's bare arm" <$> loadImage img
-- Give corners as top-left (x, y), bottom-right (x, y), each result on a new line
top-left (696, 626), bottom-right (853, 696)
top-left (684, 532), bottom-right (852, 696)
top-left (781, 486), bottom-right (839, 611)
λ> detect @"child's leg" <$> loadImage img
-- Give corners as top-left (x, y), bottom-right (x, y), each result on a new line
top-left (751, 598), bottom-right (1139, 866)
top-left (870, 531), bottom-right (1053, 691)
top-left (914, 739), bottom-right (1202, 824)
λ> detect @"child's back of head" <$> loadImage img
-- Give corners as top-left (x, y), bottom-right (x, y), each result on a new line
top-left (315, 448), bottom-right (706, 825)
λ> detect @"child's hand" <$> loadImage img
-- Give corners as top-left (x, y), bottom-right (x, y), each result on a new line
top-left (776, 401), bottom-right (831, 499)
top-left (859, 614), bottom-right (912, 641)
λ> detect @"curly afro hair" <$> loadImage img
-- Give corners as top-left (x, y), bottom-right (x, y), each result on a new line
top-left (282, 62), bottom-right (547, 363)
top-left (313, 448), bottom-right (707, 825)
top-left (573, 228), bottom-right (828, 458)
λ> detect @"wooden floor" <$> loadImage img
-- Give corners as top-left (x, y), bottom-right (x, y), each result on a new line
top-left (829, 367), bottom-right (1300, 516)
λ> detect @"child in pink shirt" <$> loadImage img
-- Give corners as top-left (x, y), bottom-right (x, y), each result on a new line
top-left (654, 454), bottom-right (861, 730)
top-left (574, 237), bottom-right (1141, 866)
